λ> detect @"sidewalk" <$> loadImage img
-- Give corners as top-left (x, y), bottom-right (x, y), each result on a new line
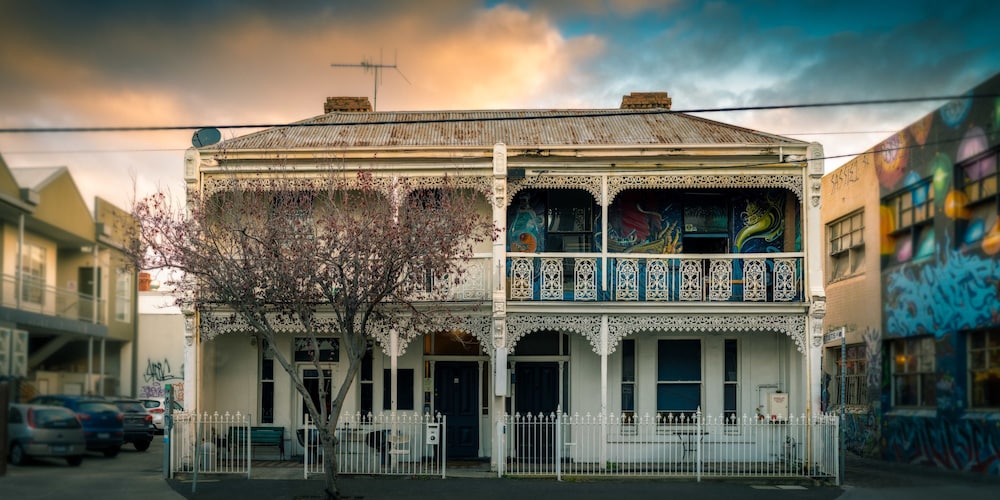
top-left (165, 454), bottom-right (1000, 500)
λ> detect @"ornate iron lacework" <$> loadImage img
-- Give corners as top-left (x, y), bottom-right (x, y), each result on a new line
top-left (708, 259), bottom-right (733, 302)
top-left (203, 173), bottom-right (494, 200)
top-left (743, 259), bottom-right (766, 301)
top-left (575, 258), bottom-right (597, 301)
top-left (203, 175), bottom-right (394, 198)
top-left (773, 259), bottom-right (797, 302)
top-left (679, 259), bottom-right (703, 301)
top-left (616, 258), bottom-right (639, 301)
top-left (510, 258), bottom-right (533, 300)
top-left (505, 313), bottom-right (806, 356)
top-left (540, 258), bottom-right (563, 300)
top-left (645, 259), bottom-right (669, 301)
top-left (608, 174), bottom-right (804, 204)
top-left (201, 310), bottom-right (493, 356)
top-left (506, 176), bottom-right (603, 206)
top-left (606, 314), bottom-right (807, 355)
top-left (506, 314), bottom-right (602, 352)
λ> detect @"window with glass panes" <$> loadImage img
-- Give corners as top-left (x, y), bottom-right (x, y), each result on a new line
top-left (885, 179), bottom-right (935, 263)
top-left (20, 243), bottom-right (46, 304)
top-left (958, 147), bottom-right (998, 248)
top-left (657, 339), bottom-right (701, 422)
top-left (115, 267), bottom-right (131, 322)
top-left (621, 339), bottom-right (635, 423)
top-left (891, 337), bottom-right (936, 407)
top-left (960, 147), bottom-right (998, 205)
top-left (834, 344), bottom-right (868, 406)
top-left (723, 339), bottom-right (738, 422)
top-left (827, 210), bottom-right (865, 281)
top-left (968, 328), bottom-right (1000, 409)
top-left (260, 344), bottom-right (274, 423)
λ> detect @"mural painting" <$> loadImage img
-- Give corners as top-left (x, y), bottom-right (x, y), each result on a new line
top-left (874, 75), bottom-right (1000, 474)
top-left (508, 191), bottom-right (546, 252)
top-left (605, 190), bottom-right (682, 253)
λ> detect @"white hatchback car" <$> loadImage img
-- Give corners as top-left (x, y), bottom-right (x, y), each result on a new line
top-left (138, 398), bottom-right (184, 431)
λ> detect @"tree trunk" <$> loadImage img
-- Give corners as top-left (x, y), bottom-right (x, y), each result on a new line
top-left (322, 438), bottom-right (339, 499)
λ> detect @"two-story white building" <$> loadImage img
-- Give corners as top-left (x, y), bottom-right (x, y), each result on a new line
top-left (182, 93), bottom-right (829, 468)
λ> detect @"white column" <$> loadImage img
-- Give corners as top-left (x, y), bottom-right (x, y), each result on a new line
top-left (491, 143), bottom-right (509, 471)
top-left (805, 142), bottom-right (826, 416)
top-left (182, 309), bottom-right (197, 411)
top-left (390, 329), bottom-right (399, 413)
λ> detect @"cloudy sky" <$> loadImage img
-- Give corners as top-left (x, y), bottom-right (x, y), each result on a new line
top-left (1, 0), bottom-right (998, 210)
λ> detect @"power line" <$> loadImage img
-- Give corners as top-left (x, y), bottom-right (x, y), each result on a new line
top-left (0, 93), bottom-right (995, 135)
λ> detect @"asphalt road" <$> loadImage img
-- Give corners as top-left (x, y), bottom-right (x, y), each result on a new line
top-left (2, 437), bottom-right (999, 500)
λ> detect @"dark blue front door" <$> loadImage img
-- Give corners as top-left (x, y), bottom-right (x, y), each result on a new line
top-left (434, 362), bottom-right (479, 458)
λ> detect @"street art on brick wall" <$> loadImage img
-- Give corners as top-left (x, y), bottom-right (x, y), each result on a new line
top-left (872, 74), bottom-right (1000, 475)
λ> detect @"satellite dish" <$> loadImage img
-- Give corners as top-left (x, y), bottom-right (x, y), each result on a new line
top-left (192, 127), bottom-right (221, 147)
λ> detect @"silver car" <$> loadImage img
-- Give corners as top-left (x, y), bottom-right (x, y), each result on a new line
top-left (6, 403), bottom-right (86, 466)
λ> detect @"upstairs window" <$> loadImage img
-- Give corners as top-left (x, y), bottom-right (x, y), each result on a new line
top-left (957, 146), bottom-right (998, 248)
top-left (20, 244), bottom-right (46, 305)
top-left (827, 210), bottom-right (865, 281)
top-left (885, 178), bottom-right (935, 262)
top-left (115, 268), bottom-right (131, 322)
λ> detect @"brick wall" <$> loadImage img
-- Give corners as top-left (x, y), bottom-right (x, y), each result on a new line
top-left (620, 92), bottom-right (672, 110)
top-left (324, 96), bottom-right (373, 113)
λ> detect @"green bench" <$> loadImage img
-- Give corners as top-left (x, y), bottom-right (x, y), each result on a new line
top-left (228, 426), bottom-right (285, 460)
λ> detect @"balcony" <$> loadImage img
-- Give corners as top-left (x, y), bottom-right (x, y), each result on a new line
top-left (506, 253), bottom-right (804, 303)
top-left (2, 274), bottom-right (106, 325)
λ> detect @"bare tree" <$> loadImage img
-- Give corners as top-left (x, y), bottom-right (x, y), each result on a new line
top-left (126, 171), bottom-right (494, 499)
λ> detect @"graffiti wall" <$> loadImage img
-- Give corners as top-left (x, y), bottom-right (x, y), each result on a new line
top-left (875, 73), bottom-right (1000, 473)
top-left (138, 291), bottom-right (187, 406)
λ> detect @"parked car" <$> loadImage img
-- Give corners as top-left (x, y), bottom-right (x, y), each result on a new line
top-left (27, 395), bottom-right (124, 457)
top-left (138, 397), bottom-right (183, 432)
top-left (6, 403), bottom-right (87, 466)
top-left (108, 399), bottom-right (155, 451)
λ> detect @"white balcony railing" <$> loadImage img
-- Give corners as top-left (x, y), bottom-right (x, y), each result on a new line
top-left (506, 253), bottom-right (804, 303)
top-left (1, 274), bottom-right (106, 324)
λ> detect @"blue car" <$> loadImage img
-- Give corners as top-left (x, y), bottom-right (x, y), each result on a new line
top-left (28, 395), bottom-right (124, 457)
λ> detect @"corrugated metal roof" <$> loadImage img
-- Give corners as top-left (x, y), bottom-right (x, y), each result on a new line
top-left (208, 109), bottom-right (807, 151)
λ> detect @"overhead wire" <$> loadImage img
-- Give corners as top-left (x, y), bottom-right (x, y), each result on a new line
top-left (0, 93), bottom-right (996, 135)
top-left (0, 93), bottom-right (996, 172)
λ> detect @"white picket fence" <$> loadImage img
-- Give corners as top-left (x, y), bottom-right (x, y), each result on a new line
top-left (303, 412), bottom-right (446, 478)
top-left (170, 410), bottom-right (838, 483)
top-left (169, 411), bottom-right (253, 478)
top-left (497, 410), bottom-right (839, 483)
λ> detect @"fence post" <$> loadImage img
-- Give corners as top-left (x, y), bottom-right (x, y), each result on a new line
top-left (496, 417), bottom-right (505, 478)
top-left (246, 414), bottom-right (252, 479)
top-left (441, 414), bottom-right (447, 479)
top-left (555, 412), bottom-right (562, 481)
top-left (696, 408), bottom-right (702, 482)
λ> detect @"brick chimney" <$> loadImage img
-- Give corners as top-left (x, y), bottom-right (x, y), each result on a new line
top-left (324, 96), bottom-right (373, 113)
top-left (620, 92), bottom-right (672, 110)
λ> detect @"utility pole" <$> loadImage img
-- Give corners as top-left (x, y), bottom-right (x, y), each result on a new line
top-left (330, 50), bottom-right (410, 111)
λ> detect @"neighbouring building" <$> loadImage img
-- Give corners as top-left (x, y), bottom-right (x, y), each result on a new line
top-left (822, 73), bottom-right (1000, 475)
top-left (136, 273), bottom-right (187, 407)
top-left (0, 155), bottom-right (138, 400)
top-left (183, 93), bottom-right (832, 467)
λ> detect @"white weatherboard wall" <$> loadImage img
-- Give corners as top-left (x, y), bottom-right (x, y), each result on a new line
top-left (137, 290), bottom-right (186, 405)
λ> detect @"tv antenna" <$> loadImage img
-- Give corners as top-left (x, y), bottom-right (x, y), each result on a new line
top-left (330, 49), bottom-right (411, 111)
